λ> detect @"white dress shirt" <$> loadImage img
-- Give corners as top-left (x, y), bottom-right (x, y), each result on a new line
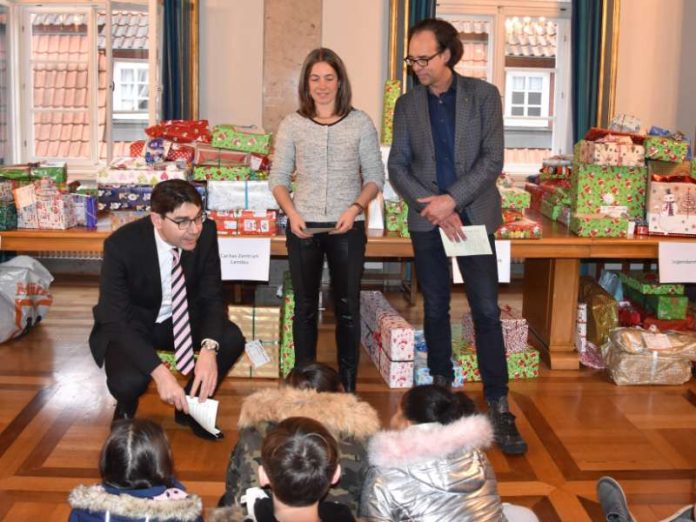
top-left (154, 228), bottom-right (177, 323)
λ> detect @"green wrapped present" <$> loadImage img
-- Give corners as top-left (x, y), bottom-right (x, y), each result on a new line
top-left (570, 213), bottom-right (629, 238)
top-left (32, 162), bottom-right (68, 184)
top-left (692, 159), bottom-right (696, 179)
top-left (192, 164), bottom-right (264, 181)
top-left (644, 294), bottom-right (688, 320)
top-left (384, 199), bottom-right (410, 238)
top-left (211, 125), bottom-right (271, 154)
top-left (571, 162), bottom-right (648, 219)
top-left (280, 272), bottom-right (296, 377)
top-left (499, 187), bottom-right (531, 209)
top-left (540, 197), bottom-right (563, 221)
top-left (381, 80), bottom-right (401, 145)
top-left (0, 165), bottom-right (32, 186)
top-left (644, 136), bottom-right (689, 163)
top-left (617, 271), bottom-right (685, 295)
top-left (0, 201), bottom-right (17, 231)
top-left (453, 345), bottom-right (540, 381)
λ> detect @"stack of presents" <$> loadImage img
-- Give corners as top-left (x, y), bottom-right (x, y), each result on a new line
top-left (496, 175), bottom-right (541, 239)
top-left (359, 290), bottom-right (539, 389)
top-left (99, 119), bottom-right (279, 235)
top-left (575, 272), bottom-right (696, 385)
top-left (0, 162), bottom-right (97, 230)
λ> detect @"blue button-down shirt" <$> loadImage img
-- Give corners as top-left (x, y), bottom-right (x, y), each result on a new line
top-left (427, 75), bottom-right (457, 192)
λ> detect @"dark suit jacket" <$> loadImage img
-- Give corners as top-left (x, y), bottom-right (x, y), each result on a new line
top-left (89, 217), bottom-right (228, 374)
top-left (388, 74), bottom-right (504, 234)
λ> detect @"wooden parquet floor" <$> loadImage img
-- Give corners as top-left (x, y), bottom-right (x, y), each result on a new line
top-left (0, 276), bottom-right (694, 521)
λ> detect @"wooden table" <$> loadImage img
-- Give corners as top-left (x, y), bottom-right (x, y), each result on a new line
top-left (1, 213), bottom-right (692, 369)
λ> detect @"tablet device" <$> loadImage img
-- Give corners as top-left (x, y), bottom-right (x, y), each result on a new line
top-left (304, 222), bottom-right (337, 234)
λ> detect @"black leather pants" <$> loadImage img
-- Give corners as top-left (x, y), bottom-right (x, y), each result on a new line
top-left (286, 221), bottom-right (366, 386)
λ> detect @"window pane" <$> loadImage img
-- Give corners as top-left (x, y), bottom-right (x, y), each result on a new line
top-left (511, 106), bottom-right (524, 116)
top-left (121, 68), bottom-right (134, 83)
top-left (512, 92), bottom-right (524, 104)
top-left (512, 76), bottom-right (525, 90)
top-left (528, 107), bottom-right (541, 117)
top-left (30, 13), bottom-right (91, 160)
top-left (528, 77), bottom-right (542, 91)
top-left (138, 99), bottom-right (148, 111)
top-left (0, 6), bottom-right (9, 164)
top-left (137, 69), bottom-right (148, 82)
top-left (528, 92), bottom-right (542, 105)
top-left (138, 84), bottom-right (149, 98)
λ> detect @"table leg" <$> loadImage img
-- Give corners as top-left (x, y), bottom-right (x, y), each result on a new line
top-left (523, 258), bottom-right (580, 370)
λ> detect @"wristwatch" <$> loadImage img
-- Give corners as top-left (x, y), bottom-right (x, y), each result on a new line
top-left (201, 339), bottom-right (219, 353)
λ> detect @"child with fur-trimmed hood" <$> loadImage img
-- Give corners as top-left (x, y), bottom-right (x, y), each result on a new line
top-left (220, 363), bottom-right (380, 515)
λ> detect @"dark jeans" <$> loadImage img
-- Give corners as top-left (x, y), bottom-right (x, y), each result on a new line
top-left (286, 221), bottom-right (366, 375)
top-left (104, 318), bottom-right (244, 405)
top-left (410, 227), bottom-right (508, 401)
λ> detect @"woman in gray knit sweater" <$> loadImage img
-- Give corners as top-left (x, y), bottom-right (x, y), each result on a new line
top-left (269, 48), bottom-right (384, 392)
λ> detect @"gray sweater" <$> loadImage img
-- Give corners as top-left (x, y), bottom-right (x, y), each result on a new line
top-left (268, 109), bottom-right (385, 223)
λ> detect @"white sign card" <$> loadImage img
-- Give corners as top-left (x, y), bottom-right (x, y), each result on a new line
top-left (218, 237), bottom-right (271, 281)
top-left (658, 242), bottom-right (696, 283)
top-left (452, 240), bottom-right (511, 284)
top-left (439, 225), bottom-right (492, 257)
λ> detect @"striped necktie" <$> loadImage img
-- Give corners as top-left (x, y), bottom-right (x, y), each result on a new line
top-left (171, 248), bottom-right (195, 375)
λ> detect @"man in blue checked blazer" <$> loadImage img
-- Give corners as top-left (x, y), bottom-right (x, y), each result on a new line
top-left (389, 18), bottom-right (527, 455)
top-left (89, 180), bottom-right (244, 440)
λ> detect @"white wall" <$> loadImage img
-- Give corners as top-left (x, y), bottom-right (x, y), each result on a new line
top-left (615, 0), bottom-right (696, 138)
top-left (321, 0), bottom-right (390, 130)
top-left (199, 0), bottom-right (264, 127)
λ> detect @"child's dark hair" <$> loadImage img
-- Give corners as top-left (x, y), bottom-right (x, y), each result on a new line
top-left (100, 419), bottom-right (175, 489)
top-left (401, 384), bottom-right (477, 425)
top-left (261, 416), bottom-right (338, 507)
top-left (285, 362), bottom-right (343, 393)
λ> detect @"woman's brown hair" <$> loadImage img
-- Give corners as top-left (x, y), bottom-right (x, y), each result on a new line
top-left (297, 47), bottom-right (353, 118)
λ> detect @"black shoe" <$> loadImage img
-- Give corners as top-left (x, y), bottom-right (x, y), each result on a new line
top-left (596, 476), bottom-right (635, 522)
top-left (487, 396), bottom-right (528, 455)
top-left (432, 374), bottom-right (452, 389)
top-left (112, 400), bottom-right (137, 424)
top-left (340, 368), bottom-right (357, 394)
top-left (175, 409), bottom-right (224, 441)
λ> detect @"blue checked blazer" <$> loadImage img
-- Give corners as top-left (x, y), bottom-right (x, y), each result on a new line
top-left (388, 73), bottom-right (504, 234)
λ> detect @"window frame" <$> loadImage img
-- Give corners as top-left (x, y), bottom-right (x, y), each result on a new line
top-left (504, 68), bottom-right (551, 127)
top-left (113, 59), bottom-right (149, 119)
top-left (0, 0), bottom-right (16, 165)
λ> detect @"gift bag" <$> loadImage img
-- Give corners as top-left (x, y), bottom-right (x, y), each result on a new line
top-left (0, 256), bottom-right (54, 342)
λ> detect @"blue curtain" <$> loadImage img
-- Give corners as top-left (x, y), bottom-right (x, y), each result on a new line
top-left (571, 0), bottom-right (603, 143)
top-left (162, 0), bottom-right (192, 120)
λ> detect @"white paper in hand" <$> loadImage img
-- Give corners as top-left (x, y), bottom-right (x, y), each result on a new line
top-left (245, 339), bottom-right (271, 369)
top-left (185, 396), bottom-right (220, 436)
top-left (439, 225), bottom-right (492, 257)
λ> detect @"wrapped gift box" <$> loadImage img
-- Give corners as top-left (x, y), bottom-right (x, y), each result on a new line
top-left (206, 180), bottom-right (278, 211)
top-left (98, 161), bottom-right (188, 186)
top-left (142, 138), bottom-right (171, 164)
top-left (378, 345), bottom-right (414, 389)
top-left (98, 185), bottom-right (152, 211)
top-left (110, 210), bottom-right (148, 229)
top-left (644, 136), bottom-right (689, 163)
top-left (165, 142), bottom-right (195, 163)
top-left (194, 144), bottom-right (249, 165)
top-left (209, 209), bottom-right (278, 236)
top-left (414, 352), bottom-right (465, 387)
top-left (495, 218), bottom-right (542, 239)
top-left (458, 305), bottom-right (529, 354)
top-left (453, 346), bottom-right (540, 381)
top-left (644, 294), bottom-right (688, 320)
top-left (609, 114), bottom-right (641, 134)
top-left (643, 314), bottom-right (695, 331)
top-left (280, 272), bottom-right (295, 377)
top-left (36, 189), bottom-right (77, 230)
top-left (211, 124), bottom-right (272, 154)
top-left (501, 208), bottom-right (525, 223)
top-left (525, 182), bottom-right (544, 211)
top-left (570, 213), bottom-right (629, 238)
top-left (574, 138), bottom-right (645, 167)
top-left (0, 201), bottom-right (17, 231)
top-left (384, 199), bottom-right (410, 238)
top-left (648, 159), bottom-right (693, 178)
top-left (540, 195), bottom-right (563, 221)
top-left (145, 119), bottom-right (211, 144)
top-left (571, 162), bottom-right (648, 219)
top-left (130, 140), bottom-right (145, 157)
top-left (646, 175), bottom-right (696, 236)
top-left (381, 79), bottom-right (401, 145)
top-left (499, 187), bottom-right (531, 209)
top-left (360, 291), bottom-right (414, 361)
top-left (617, 271), bottom-right (684, 296)
top-left (579, 276), bottom-right (618, 347)
top-left (192, 164), bottom-right (256, 181)
top-left (227, 305), bottom-right (281, 378)
top-left (71, 194), bottom-right (98, 228)
top-left (32, 162), bottom-right (68, 184)
top-left (540, 155), bottom-right (573, 181)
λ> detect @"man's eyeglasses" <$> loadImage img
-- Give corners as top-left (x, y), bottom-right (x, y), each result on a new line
top-left (403, 51), bottom-right (442, 68)
top-left (164, 212), bottom-right (207, 230)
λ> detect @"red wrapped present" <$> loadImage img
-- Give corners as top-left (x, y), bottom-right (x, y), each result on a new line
top-left (618, 304), bottom-right (642, 327)
top-left (502, 208), bottom-right (524, 223)
top-left (145, 120), bottom-right (211, 143)
top-left (130, 140), bottom-right (145, 157)
top-left (247, 152), bottom-right (270, 172)
top-left (643, 315), bottom-right (695, 332)
top-left (209, 209), bottom-right (278, 236)
top-left (165, 142), bottom-right (195, 163)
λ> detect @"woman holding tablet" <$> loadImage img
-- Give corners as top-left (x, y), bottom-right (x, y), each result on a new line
top-left (269, 47), bottom-right (384, 393)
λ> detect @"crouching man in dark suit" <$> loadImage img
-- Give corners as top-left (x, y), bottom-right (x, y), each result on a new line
top-left (89, 179), bottom-right (244, 440)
